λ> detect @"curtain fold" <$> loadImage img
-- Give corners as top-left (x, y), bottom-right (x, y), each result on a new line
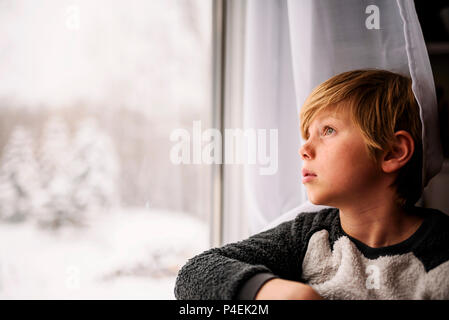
top-left (396, 0), bottom-right (443, 186)
top-left (243, 0), bottom-right (305, 233)
top-left (243, 0), bottom-right (443, 234)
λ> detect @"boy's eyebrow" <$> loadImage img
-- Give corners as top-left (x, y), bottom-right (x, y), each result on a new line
top-left (312, 114), bottom-right (344, 127)
top-left (317, 114), bottom-right (344, 122)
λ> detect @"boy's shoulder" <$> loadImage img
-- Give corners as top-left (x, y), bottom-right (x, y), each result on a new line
top-left (293, 208), bottom-right (339, 228)
top-left (409, 206), bottom-right (449, 272)
top-left (414, 205), bottom-right (449, 235)
top-left (422, 205), bottom-right (449, 221)
top-left (291, 207), bottom-right (341, 242)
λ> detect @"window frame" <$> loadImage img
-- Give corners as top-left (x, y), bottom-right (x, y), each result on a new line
top-left (211, 0), bottom-right (250, 248)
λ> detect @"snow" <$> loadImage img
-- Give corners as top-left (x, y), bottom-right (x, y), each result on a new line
top-left (0, 0), bottom-right (213, 300)
top-left (0, 207), bottom-right (209, 299)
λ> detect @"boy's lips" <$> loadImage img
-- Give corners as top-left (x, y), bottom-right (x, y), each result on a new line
top-left (302, 168), bottom-right (317, 183)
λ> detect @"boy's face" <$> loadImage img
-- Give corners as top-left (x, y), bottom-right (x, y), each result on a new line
top-left (299, 106), bottom-right (382, 207)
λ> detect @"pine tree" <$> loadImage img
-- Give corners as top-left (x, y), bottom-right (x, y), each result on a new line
top-left (71, 118), bottom-right (121, 216)
top-left (0, 126), bottom-right (40, 222)
top-left (36, 116), bottom-right (76, 228)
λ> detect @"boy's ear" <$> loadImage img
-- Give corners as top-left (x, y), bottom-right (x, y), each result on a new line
top-left (381, 130), bottom-right (415, 174)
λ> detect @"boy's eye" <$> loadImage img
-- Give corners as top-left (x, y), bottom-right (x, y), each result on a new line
top-left (323, 126), bottom-right (335, 136)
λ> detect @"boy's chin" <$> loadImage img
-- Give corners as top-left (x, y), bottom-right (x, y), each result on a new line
top-left (307, 192), bottom-right (332, 206)
top-left (309, 199), bottom-right (328, 206)
top-left (308, 196), bottom-right (325, 206)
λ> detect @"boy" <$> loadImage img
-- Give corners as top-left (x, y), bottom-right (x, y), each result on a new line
top-left (174, 69), bottom-right (449, 300)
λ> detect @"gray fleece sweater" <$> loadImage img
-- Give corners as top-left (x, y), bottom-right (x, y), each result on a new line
top-left (174, 206), bottom-right (449, 300)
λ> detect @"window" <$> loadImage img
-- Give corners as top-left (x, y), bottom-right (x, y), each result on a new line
top-left (0, 0), bottom-right (212, 299)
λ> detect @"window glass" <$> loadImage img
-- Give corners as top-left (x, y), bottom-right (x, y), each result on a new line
top-left (0, 0), bottom-right (212, 299)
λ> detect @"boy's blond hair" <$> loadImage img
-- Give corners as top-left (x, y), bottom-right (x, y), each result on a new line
top-left (299, 69), bottom-right (423, 208)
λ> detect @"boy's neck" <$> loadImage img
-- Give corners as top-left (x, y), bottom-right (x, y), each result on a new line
top-left (338, 201), bottom-right (424, 248)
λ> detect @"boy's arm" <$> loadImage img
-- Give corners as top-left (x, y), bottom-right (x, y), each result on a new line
top-left (174, 217), bottom-right (306, 300)
top-left (253, 278), bottom-right (323, 300)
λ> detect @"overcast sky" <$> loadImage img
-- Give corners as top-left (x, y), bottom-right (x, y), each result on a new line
top-left (0, 0), bottom-right (211, 116)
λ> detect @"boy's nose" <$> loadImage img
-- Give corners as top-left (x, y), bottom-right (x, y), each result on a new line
top-left (299, 144), bottom-right (312, 160)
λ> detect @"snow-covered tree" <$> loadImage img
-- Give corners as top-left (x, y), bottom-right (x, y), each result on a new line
top-left (0, 126), bottom-right (40, 222)
top-left (71, 118), bottom-right (121, 215)
top-left (35, 116), bottom-right (77, 228)
top-left (38, 116), bottom-right (72, 187)
top-left (0, 116), bottom-right (122, 229)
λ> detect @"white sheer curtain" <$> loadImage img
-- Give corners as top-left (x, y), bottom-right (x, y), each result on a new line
top-left (243, 0), bottom-right (443, 234)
